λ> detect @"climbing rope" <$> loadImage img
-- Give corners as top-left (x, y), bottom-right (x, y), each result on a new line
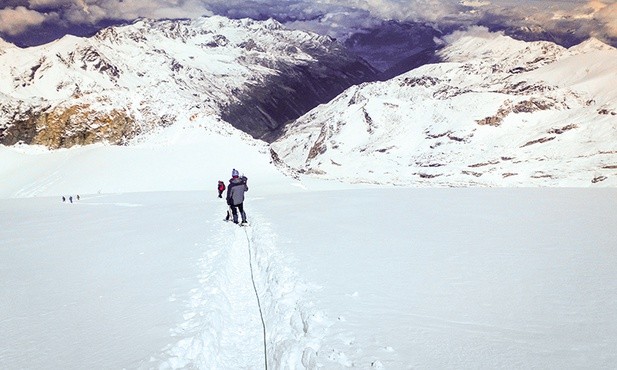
top-left (244, 226), bottom-right (268, 370)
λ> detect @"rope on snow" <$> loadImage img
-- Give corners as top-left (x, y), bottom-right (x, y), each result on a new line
top-left (243, 226), bottom-right (268, 370)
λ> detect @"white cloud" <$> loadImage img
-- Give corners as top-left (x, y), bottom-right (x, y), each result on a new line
top-left (74, 0), bottom-right (212, 22)
top-left (320, 0), bottom-right (463, 22)
top-left (538, 0), bottom-right (617, 40)
top-left (587, 0), bottom-right (609, 12)
top-left (595, 2), bottom-right (617, 37)
top-left (0, 6), bottom-right (46, 35)
top-left (442, 25), bottom-right (501, 45)
top-left (460, 0), bottom-right (491, 7)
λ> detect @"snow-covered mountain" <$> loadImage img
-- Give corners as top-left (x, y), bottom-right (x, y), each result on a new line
top-left (0, 16), bottom-right (375, 148)
top-left (271, 28), bottom-right (617, 186)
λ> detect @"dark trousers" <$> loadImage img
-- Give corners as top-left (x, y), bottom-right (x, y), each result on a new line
top-left (229, 203), bottom-right (247, 223)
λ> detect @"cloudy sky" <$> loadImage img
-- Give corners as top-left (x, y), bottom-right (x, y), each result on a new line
top-left (0, 0), bottom-right (615, 47)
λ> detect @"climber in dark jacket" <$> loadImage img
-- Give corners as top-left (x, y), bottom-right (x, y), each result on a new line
top-left (225, 168), bottom-right (248, 224)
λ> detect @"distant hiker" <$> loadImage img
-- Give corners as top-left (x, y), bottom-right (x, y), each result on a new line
top-left (62, 196), bottom-right (66, 202)
top-left (76, 195), bottom-right (80, 201)
top-left (217, 181), bottom-right (226, 198)
top-left (225, 168), bottom-right (248, 225)
top-left (69, 196), bottom-right (73, 203)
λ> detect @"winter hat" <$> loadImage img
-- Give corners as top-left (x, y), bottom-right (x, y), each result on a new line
top-left (232, 168), bottom-right (239, 177)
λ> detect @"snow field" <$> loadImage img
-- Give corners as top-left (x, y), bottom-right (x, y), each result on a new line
top-left (253, 187), bottom-right (617, 368)
top-left (0, 193), bottom-right (207, 368)
top-left (2, 187), bottom-right (617, 368)
top-left (0, 192), bottom-right (326, 369)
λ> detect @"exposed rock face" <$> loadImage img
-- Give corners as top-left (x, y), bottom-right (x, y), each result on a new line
top-left (1, 105), bottom-right (136, 149)
top-left (476, 98), bottom-right (557, 126)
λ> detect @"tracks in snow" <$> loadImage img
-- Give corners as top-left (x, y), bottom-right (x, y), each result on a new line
top-left (217, 226), bottom-right (265, 368)
top-left (153, 204), bottom-right (331, 369)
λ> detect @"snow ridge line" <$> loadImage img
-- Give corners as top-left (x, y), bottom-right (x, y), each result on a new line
top-left (243, 226), bottom-right (269, 370)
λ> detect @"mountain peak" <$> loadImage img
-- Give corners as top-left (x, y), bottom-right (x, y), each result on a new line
top-left (569, 37), bottom-right (616, 54)
top-left (261, 18), bottom-right (284, 30)
top-left (439, 26), bottom-right (565, 65)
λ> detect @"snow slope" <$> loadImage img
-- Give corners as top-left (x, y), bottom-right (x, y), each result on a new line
top-left (2, 118), bottom-right (617, 368)
top-left (271, 28), bottom-right (617, 186)
top-left (0, 118), bottom-right (281, 198)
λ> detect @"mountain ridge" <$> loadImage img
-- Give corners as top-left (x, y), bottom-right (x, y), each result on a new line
top-left (0, 15), bottom-right (376, 148)
top-left (2, 21), bottom-right (616, 187)
top-left (271, 29), bottom-right (617, 186)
